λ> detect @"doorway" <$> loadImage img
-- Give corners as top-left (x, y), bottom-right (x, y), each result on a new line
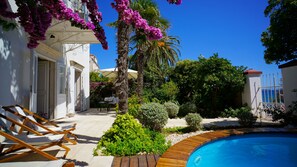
top-left (74, 70), bottom-right (82, 111)
top-left (37, 59), bottom-right (55, 119)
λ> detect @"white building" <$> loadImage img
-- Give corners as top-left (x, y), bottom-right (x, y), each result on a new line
top-left (0, 0), bottom-right (100, 119)
top-left (89, 54), bottom-right (100, 72)
top-left (279, 60), bottom-right (297, 109)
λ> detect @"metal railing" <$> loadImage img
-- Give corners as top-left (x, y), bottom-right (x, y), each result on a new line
top-left (260, 73), bottom-right (285, 119)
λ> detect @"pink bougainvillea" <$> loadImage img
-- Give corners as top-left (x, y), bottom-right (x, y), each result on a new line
top-left (167, 0), bottom-right (182, 5)
top-left (112, 0), bottom-right (162, 40)
top-left (0, 0), bottom-right (181, 49)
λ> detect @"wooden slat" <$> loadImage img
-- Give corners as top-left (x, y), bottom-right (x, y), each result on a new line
top-left (138, 155), bottom-right (147, 167)
top-left (156, 158), bottom-right (186, 167)
top-left (121, 157), bottom-right (130, 167)
top-left (129, 156), bottom-right (138, 167)
top-left (147, 154), bottom-right (156, 167)
top-left (161, 150), bottom-right (189, 161)
top-left (112, 157), bottom-right (122, 167)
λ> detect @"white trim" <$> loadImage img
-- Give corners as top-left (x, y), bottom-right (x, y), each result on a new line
top-left (70, 61), bottom-right (84, 72)
top-left (37, 53), bottom-right (57, 62)
top-left (35, 42), bottom-right (61, 59)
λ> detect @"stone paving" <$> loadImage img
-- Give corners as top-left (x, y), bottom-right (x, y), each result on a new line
top-left (6, 109), bottom-right (279, 167)
top-left (58, 109), bottom-right (116, 167)
top-left (11, 109), bottom-right (116, 167)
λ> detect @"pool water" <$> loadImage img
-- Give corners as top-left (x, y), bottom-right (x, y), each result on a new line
top-left (187, 133), bottom-right (297, 167)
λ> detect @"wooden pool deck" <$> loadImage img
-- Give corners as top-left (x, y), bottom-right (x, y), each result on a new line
top-left (156, 128), bottom-right (297, 167)
top-left (112, 154), bottom-right (160, 167)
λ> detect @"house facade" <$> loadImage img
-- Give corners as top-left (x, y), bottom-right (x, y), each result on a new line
top-left (89, 54), bottom-right (100, 72)
top-left (279, 60), bottom-right (297, 109)
top-left (0, 0), bottom-right (98, 119)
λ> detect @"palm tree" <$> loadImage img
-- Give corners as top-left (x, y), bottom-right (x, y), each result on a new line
top-left (130, 0), bottom-right (172, 102)
top-left (147, 35), bottom-right (180, 68)
top-left (142, 35), bottom-right (180, 90)
top-left (116, 17), bottom-right (132, 114)
top-left (131, 34), bottom-right (180, 100)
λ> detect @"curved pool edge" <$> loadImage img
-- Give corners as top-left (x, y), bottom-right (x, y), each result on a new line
top-left (156, 128), bottom-right (297, 167)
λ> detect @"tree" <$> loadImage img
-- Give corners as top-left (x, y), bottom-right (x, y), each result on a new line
top-left (147, 36), bottom-right (180, 68)
top-left (170, 60), bottom-right (199, 104)
top-left (261, 0), bottom-right (297, 64)
top-left (116, 19), bottom-right (132, 114)
top-left (171, 54), bottom-right (246, 117)
top-left (130, 0), bottom-right (171, 102)
top-left (194, 54), bottom-right (246, 116)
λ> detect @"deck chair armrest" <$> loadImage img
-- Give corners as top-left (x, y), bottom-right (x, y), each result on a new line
top-left (16, 105), bottom-right (59, 127)
top-left (0, 113), bottom-right (43, 136)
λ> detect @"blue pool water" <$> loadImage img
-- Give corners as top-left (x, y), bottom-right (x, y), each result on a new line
top-left (187, 133), bottom-right (297, 167)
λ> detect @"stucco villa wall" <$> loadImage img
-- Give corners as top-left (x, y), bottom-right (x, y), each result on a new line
top-left (65, 44), bottom-right (90, 112)
top-left (281, 65), bottom-right (297, 109)
top-left (0, 9), bottom-right (31, 108)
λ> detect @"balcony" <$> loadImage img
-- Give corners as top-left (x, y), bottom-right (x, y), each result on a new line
top-left (63, 0), bottom-right (89, 22)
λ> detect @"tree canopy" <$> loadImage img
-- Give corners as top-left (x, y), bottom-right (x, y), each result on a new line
top-left (261, 0), bottom-right (297, 64)
top-left (171, 54), bottom-right (246, 117)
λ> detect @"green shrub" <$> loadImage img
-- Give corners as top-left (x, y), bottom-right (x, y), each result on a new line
top-left (185, 113), bottom-right (202, 131)
top-left (162, 127), bottom-right (192, 135)
top-left (138, 103), bottom-right (168, 131)
top-left (178, 102), bottom-right (197, 117)
top-left (237, 110), bottom-right (257, 127)
top-left (156, 81), bottom-right (179, 103)
top-left (94, 114), bottom-right (170, 156)
top-left (221, 106), bottom-right (250, 118)
top-left (90, 72), bottom-right (109, 82)
top-left (164, 102), bottom-right (179, 118)
top-left (128, 95), bottom-right (141, 118)
top-left (272, 102), bottom-right (297, 126)
top-left (143, 129), bottom-right (171, 154)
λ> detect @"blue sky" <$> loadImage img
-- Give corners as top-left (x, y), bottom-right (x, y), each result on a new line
top-left (90, 0), bottom-right (280, 74)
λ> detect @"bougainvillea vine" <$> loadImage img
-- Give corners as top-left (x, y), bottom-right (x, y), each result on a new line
top-left (0, 0), bottom-right (181, 49)
top-left (167, 0), bottom-right (182, 5)
top-left (111, 0), bottom-right (163, 40)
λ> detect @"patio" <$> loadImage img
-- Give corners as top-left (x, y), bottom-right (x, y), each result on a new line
top-left (2, 109), bottom-right (281, 167)
top-left (6, 109), bottom-right (116, 167)
top-left (58, 109), bottom-right (116, 167)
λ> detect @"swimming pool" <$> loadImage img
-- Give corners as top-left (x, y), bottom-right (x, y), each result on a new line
top-left (187, 133), bottom-right (297, 167)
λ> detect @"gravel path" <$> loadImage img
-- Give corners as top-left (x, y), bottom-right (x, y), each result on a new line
top-left (165, 117), bottom-right (279, 145)
top-left (166, 130), bottom-right (211, 145)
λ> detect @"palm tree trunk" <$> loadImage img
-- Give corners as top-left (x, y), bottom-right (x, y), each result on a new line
top-left (116, 19), bottom-right (131, 114)
top-left (136, 51), bottom-right (144, 103)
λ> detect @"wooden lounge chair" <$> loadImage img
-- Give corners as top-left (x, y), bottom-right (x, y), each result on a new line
top-left (0, 159), bottom-right (74, 167)
top-left (2, 105), bottom-right (77, 145)
top-left (0, 113), bottom-right (70, 161)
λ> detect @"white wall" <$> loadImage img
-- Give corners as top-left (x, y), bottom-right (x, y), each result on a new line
top-left (90, 55), bottom-right (100, 72)
top-left (281, 66), bottom-right (297, 109)
top-left (2, 0), bottom-right (91, 118)
top-left (242, 73), bottom-right (263, 116)
top-left (65, 44), bottom-right (90, 113)
top-left (0, 1), bottom-right (32, 107)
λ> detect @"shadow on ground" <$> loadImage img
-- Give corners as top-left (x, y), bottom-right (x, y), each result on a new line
top-left (65, 158), bottom-right (89, 166)
top-left (77, 109), bottom-right (117, 117)
top-left (75, 134), bottom-right (101, 144)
